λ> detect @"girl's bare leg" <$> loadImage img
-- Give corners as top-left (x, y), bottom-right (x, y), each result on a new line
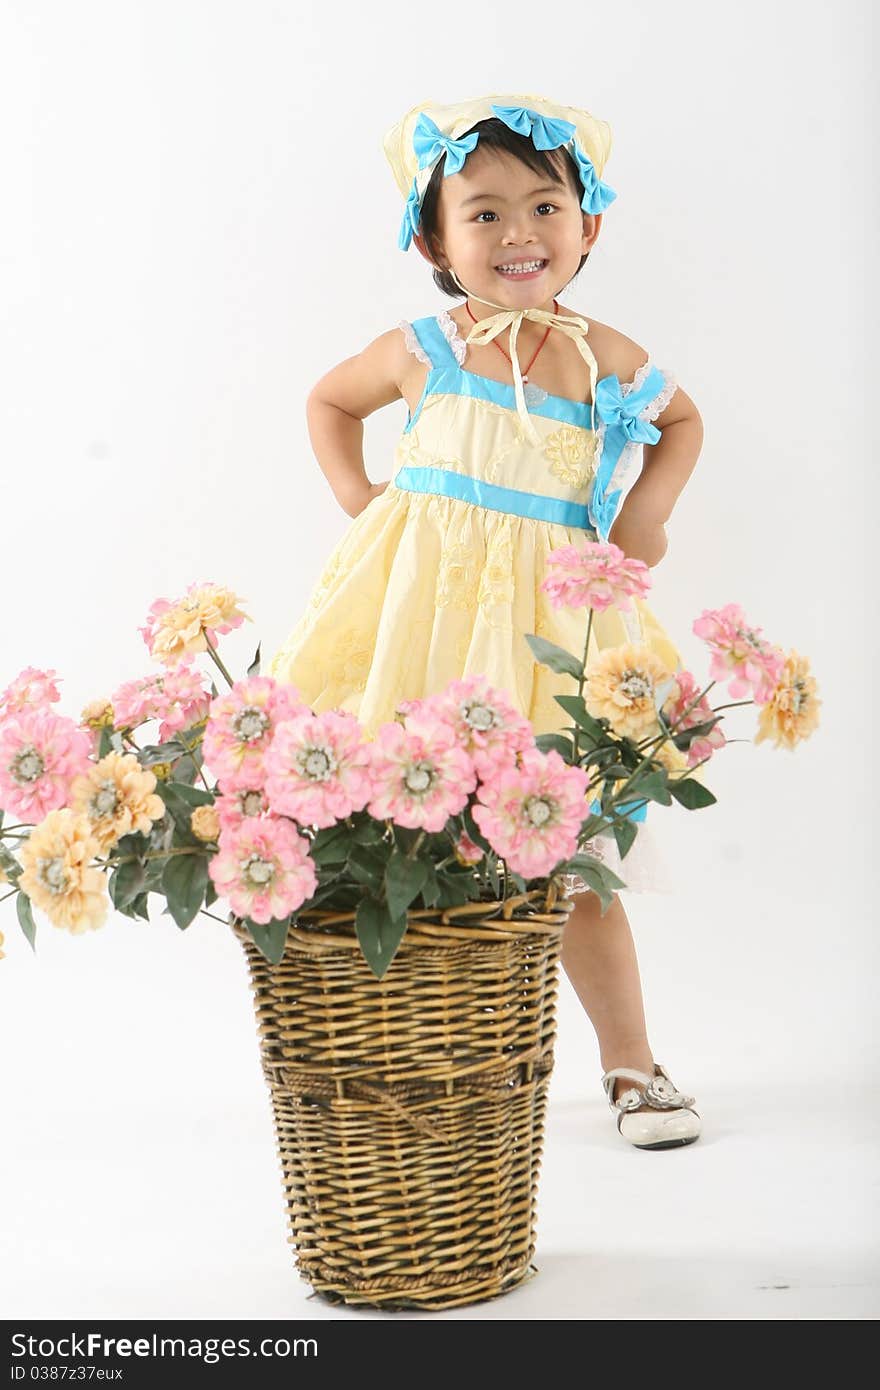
top-left (560, 889), bottom-right (655, 1100)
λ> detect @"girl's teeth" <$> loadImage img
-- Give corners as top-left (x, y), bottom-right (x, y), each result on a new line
top-left (498, 260), bottom-right (545, 275)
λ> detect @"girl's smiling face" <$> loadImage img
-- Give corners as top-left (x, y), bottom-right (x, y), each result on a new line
top-left (414, 143), bottom-right (601, 313)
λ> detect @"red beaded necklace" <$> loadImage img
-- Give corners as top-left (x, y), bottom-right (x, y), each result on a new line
top-left (464, 296), bottom-right (558, 383)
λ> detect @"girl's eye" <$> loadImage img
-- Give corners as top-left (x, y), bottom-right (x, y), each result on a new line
top-left (474, 203), bottom-right (557, 223)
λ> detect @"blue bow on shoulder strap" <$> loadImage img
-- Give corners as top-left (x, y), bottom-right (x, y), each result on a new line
top-left (595, 377), bottom-right (663, 445)
top-left (412, 113), bottom-right (480, 175)
top-left (490, 103), bottom-right (576, 149)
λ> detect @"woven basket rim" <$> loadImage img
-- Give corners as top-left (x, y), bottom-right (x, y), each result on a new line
top-left (229, 881), bottom-right (574, 950)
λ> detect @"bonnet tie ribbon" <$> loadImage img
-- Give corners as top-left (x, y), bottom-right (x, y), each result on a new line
top-left (462, 300), bottom-right (598, 448)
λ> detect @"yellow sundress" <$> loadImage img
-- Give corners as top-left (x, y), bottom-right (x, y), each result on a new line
top-left (268, 309), bottom-right (686, 894)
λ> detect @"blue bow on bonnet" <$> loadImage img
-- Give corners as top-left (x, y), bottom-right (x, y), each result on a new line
top-left (398, 102), bottom-right (619, 249)
top-left (489, 103), bottom-right (576, 149)
top-left (413, 113), bottom-right (480, 175)
top-left (491, 104), bottom-right (618, 215)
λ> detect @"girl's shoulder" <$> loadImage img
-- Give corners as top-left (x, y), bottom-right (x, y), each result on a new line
top-left (565, 310), bottom-right (651, 387)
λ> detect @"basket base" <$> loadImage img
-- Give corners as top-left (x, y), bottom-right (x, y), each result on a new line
top-left (299, 1256), bottom-right (540, 1312)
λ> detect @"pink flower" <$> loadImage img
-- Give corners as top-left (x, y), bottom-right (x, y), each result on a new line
top-left (472, 747), bottom-right (590, 880)
top-left (692, 603), bottom-right (785, 703)
top-left (540, 540), bottom-right (651, 613)
top-left (0, 709), bottom-right (92, 823)
top-left (202, 677), bottom-right (308, 791)
top-left (454, 832), bottom-right (484, 866)
top-left (264, 711), bottom-right (374, 828)
top-left (398, 676), bottom-right (534, 780)
top-left (215, 783), bottom-right (272, 832)
top-left (209, 815), bottom-right (317, 925)
top-left (0, 666), bottom-right (63, 717)
top-left (111, 662), bottom-right (211, 736)
top-left (660, 668), bottom-right (727, 767)
top-left (366, 715), bottom-right (477, 832)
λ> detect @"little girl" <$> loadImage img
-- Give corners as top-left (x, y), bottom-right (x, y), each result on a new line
top-left (268, 93), bottom-right (705, 1150)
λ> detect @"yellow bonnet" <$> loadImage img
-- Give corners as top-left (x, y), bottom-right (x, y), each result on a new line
top-left (383, 92), bottom-right (616, 253)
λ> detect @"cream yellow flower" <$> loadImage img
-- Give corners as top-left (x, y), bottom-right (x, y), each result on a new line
top-left (0, 925), bottom-right (5, 959)
top-left (146, 584), bottom-right (250, 665)
top-left (150, 762), bottom-right (173, 782)
top-left (190, 804), bottom-right (221, 842)
top-left (80, 697), bottom-right (114, 729)
top-left (585, 643), bottom-right (674, 741)
top-left (19, 808), bottom-right (109, 933)
top-left (69, 751), bottom-right (165, 853)
top-left (754, 649), bottom-right (821, 750)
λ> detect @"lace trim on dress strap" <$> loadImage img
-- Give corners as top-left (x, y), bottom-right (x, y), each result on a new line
top-left (620, 357), bottom-right (679, 422)
top-left (437, 309), bottom-right (469, 365)
top-left (398, 319), bottom-right (432, 367)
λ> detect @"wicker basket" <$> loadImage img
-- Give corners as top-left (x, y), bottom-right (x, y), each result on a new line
top-left (232, 881), bottom-right (573, 1311)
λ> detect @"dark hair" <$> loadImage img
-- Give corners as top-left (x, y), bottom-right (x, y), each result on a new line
top-left (417, 117), bottom-right (591, 298)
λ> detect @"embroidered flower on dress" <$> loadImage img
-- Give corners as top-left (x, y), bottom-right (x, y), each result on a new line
top-left (477, 530), bottom-right (515, 615)
top-left (436, 541), bottom-right (479, 611)
top-left (543, 424), bottom-right (595, 489)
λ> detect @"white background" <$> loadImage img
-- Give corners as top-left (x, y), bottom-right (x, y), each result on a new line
top-left (1, 0), bottom-right (876, 1322)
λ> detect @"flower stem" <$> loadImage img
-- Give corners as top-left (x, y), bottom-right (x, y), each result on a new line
top-left (174, 729), bottom-right (212, 793)
top-left (572, 608), bottom-right (595, 764)
top-left (0, 888), bottom-right (19, 904)
top-left (101, 846), bottom-right (210, 868)
top-left (202, 630), bottom-right (235, 688)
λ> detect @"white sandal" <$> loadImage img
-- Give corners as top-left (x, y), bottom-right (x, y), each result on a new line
top-left (601, 1062), bottom-right (701, 1150)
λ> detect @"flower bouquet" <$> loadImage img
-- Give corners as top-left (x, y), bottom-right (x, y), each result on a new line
top-left (0, 547), bottom-right (819, 1309)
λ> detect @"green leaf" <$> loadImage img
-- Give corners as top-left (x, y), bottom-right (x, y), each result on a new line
top-left (667, 715), bottom-right (723, 748)
top-left (384, 848), bottom-right (430, 920)
top-left (347, 843), bottom-right (389, 887)
top-left (139, 741), bottom-right (187, 765)
top-left (109, 858), bottom-right (147, 910)
top-left (154, 782), bottom-right (204, 842)
top-left (611, 816), bottom-right (638, 860)
top-left (349, 816), bottom-right (386, 846)
top-left (417, 861), bottom-right (442, 908)
top-left (553, 695), bottom-right (607, 742)
top-left (16, 893), bottom-right (37, 951)
top-left (161, 853), bottom-right (210, 929)
top-left (204, 877), bottom-right (218, 907)
top-left (130, 892), bottom-right (151, 921)
top-left (310, 823), bottom-right (353, 867)
top-left (243, 915), bottom-right (290, 965)
top-left (247, 642), bottom-right (262, 678)
top-left (670, 777), bottom-right (717, 809)
top-left (0, 842), bottom-right (22, 881)
top-left (626, 770), bottom-right (672, 806)
top-left (98, 725), bottom-right (114, 758)
top-left (523, 632), bottom-right (585, 680)
top-left (355, 897), bottom-right (408, 980)
top-left (534, 731), bottom-right (575, 760)
top-left (164, 781), bottom-right (214, 808)
top-left (560, 853), bottom-right (627, 914)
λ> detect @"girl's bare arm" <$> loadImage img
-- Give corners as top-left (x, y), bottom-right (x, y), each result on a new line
top-left (306, 329), bottom-right (410, 517)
